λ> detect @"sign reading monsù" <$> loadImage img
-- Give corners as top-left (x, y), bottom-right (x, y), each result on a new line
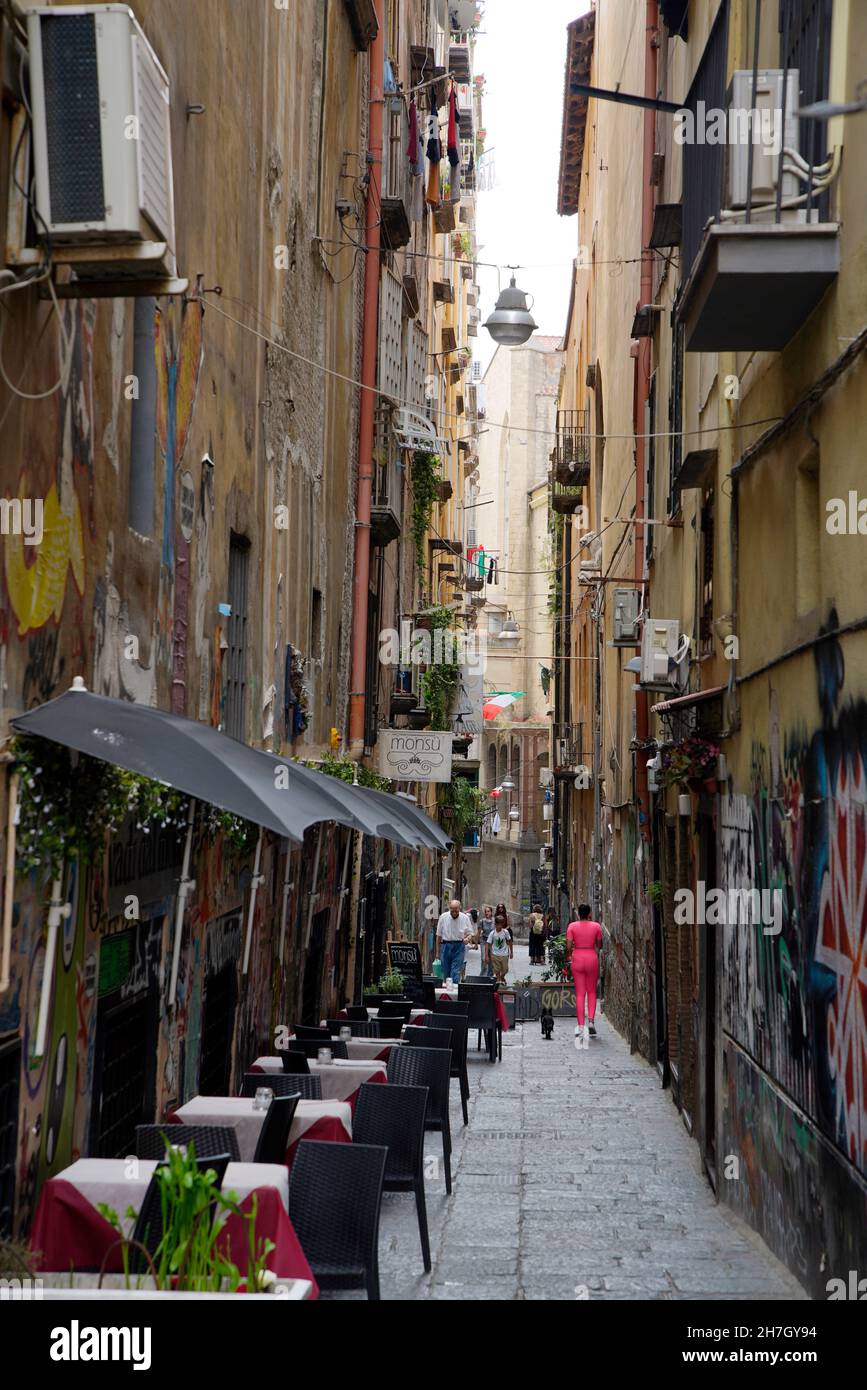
top-left (378, 731), bottom-right (453, 782)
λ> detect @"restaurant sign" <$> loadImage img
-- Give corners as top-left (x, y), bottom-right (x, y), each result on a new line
top-left (377, 731), bottom-right (453, 783)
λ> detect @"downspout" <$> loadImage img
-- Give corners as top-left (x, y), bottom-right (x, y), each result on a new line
top-left (633, 0), bottom-right (658, 837)
top-left (35, 873), bottom-right (71, 1058)
top-left (168, 798), bottom-right (197, 1008)
top-left (348, 0), bottom-right (384, 749)
top-left (0, 769), bottom-right (18, 994)
top-left (241, 828), bottom-right (265, 976)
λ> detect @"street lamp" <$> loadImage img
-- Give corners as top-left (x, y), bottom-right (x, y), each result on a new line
top-left (496, 614), bottom-right (520, 643)
top-left (484, 277), bottom-right (538, 347)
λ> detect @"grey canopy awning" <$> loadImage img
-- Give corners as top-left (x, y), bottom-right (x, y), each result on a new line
top-left (11, 686), bottom-right (449, 850)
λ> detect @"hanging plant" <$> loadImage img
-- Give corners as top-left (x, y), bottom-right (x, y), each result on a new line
top-left (659, 736), bottom-right (719, 790)
top-left (201, 806), bottom-right (258, 856)
top-left (437, 776), bottom-right (486, 841)
top-left (410, 450), bottom-right (441, 570)
top-left (421, 609), bottom-right (460, 731)
top-left (303, 752), bottom-right (393, 792)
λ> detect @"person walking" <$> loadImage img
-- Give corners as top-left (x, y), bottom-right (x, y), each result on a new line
top-left (435, 899), bottom-right (474, 984)
top-left (527, 902), bottom-right (546, 965)
top-left (476, 904), bottom-right (494, 977)
top-left (486, 910), bottom-right (513, 982)
top-left (566, 903), bottom-right (603, 1047)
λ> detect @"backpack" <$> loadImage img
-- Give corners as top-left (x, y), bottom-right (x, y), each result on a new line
top-left (531, 914), bottom-right (544, 935)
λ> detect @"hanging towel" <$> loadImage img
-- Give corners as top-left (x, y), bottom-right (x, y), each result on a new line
top-left (487, 557), bottom-right (496, 584)
top-left (447, 83), bottom-right (461, 204)
top-left (426, 97), bottom-right (442, 206)
top-left (408, 98), bottom-right (424, 221)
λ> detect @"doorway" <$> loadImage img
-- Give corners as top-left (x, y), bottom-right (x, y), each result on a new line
top-left (199, 961), bottom-right (238, 1096)
top-left (301, 908), bottom-right (330, 1026)
top-left (699, 807), bottom-right (718, 1188)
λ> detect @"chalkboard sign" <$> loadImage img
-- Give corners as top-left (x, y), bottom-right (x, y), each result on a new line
top-left (386, 940), bottom-right (423, 985)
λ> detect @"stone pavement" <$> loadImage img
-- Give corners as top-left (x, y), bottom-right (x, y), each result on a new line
top-left (331, 943), bottom-right (807, 1301)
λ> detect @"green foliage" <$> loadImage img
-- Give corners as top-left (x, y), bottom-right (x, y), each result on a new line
top-left (647, 879), bottom-right (664, 906)
top-left (98, 1138), bottom-right (275, 1292)
top-left (11, 735), bottom-right (256, 881)
top-left (379, 970), bottom-right (405, 994)
top-left (421, 608), bottom-right (461, 731)
top-left (437, 776), bottom-right (485, 840)
top-left (541, 933), bottom-right (570, 982)
top-left (308, 751), bottom-right (393, 792)
top-left (410, 450), bottom-right (442, 570)
top-left (659, 736), bottom-right (720, 789)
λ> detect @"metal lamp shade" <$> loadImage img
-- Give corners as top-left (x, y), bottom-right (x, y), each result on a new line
top-left (484, 277), bottom-right (537, 346)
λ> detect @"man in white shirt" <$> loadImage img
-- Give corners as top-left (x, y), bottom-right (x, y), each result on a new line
top-left (435, 899), bottom-right (474, 983)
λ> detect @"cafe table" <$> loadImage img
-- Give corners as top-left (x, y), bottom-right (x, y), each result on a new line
top-left (249, 1057), bottom-right (386, 1110)
top-left (306, 1032), bottom-right (403, 1063)
top-left (29, 1157), bottom-right (317, 1294)
top-left (172, 1095), bottom-right (352, 1165)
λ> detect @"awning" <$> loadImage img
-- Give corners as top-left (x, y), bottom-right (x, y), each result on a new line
top-left (358, 786), bottom-right (452, 852)
top-left (650, 685), bottom-right (725, 715)
top-left (10, 686), bottom-right (436, 849)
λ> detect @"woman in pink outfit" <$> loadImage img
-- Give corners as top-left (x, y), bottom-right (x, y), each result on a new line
top-left (566, 904), bottom-right (603, 1045)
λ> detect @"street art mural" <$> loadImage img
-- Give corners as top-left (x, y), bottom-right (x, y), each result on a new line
top-left (156, 298), bottom-right (204, 716)
top-left (720, 613), bottom-right (867, 1289)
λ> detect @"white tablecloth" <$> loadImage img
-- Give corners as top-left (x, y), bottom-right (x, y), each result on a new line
top-left (174, 1096), bottom-right (352, 1162)
top-left (300, 1035), bottom-right (400, 1062)
top-left (251, 1058), bottom-right (386, 1102)
top-left (53, 1157), bottom-right (289, 1233)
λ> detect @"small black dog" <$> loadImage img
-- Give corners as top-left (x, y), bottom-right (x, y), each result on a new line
top-left (540, 1008), bottom-right (555, 1040)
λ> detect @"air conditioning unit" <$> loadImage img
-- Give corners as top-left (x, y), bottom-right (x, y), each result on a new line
top-left (612, 587), bottom-right (642, 646)
top-left (640, 618), bottom-right (684, 689)
top-left (725, 70), bottom-right (802, 222)
top-left (27, 5), bottom-right (177, 277)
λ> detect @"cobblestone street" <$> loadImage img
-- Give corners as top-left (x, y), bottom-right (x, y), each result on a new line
top-left (344, 945), bottom-right (807, 1302)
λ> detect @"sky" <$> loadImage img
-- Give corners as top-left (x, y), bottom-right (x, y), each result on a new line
top-left (472, 0), bottom-right (592, 370)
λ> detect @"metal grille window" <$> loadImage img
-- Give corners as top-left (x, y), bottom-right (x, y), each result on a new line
top-left (779, 0), bottom-right (834, 217)
top-left (681, 0), bottom-right (729, 277)
top-left (700, 494), bottom-right (715, 655)
top-left (0, 1041), bottom-right (20, 1237)
top-left (92, 994), bottom-right (152, 1158)
top-left (225, 536), bottom-right (250, 741)
top-left (668, 321), bottom-right (684, 509)
top-left (407, 322), bottom-right (430, 411)
top-left (646, 376), bottom-right (656, 564)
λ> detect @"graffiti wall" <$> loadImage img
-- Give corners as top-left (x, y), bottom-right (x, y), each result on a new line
top-left (720, 617), bottom-right (867, 1291)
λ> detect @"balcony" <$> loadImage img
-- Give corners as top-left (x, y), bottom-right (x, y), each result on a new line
top-left (550, 408), bottom-right (590, 487)
top-left (552, 723), bottom-right (585, 777)
top-left (370, 451), bottom-right (403, 547)
top-left (343, 0), bottom-right (377, 50)
top-left (679, 220), bottom-right (839, 352)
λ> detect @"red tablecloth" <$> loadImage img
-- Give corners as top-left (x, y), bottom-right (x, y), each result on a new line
top-left (285, 1114), bottom-right (351, 1166)
top-left (247, 1064), bottom-right (385, 1114)
top-left (29, 1179), bottom-right (318, 1297)
top-left (493, 992), bottom-right (509, 1031)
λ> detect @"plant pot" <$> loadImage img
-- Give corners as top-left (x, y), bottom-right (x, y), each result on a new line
top-left (414, 615), bottom-right (433, 632)
top-left (407, 707), bottom-right (431, 729)
top-left (452, 736), bottom-right (472, 756)
top-left (686, 777), bottom-right (704, 792)
top-left (390, 691), bottom-right (416, 717)
top-left (702, 777), bottom-right (719, 794)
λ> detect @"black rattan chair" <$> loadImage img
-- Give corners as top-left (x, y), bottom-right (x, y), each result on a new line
top-left (253, 1094), bottom-right (300, 1164)
top-left (377, 1000), bottom-right (413, 1020)
top-left (242, 1072), bottom-right (322, 1100)
top-left (281, 1051), bottom-right (311, 1074)
top-left (433, 999), bottom-right (470, 1015)
top-left (288, 1141), bottom-right (388, 1299)
top-left (135, 1124), bottom-right (241, 1161)
top-left (293, 1038), bottom-right (349, 1060)
top-left (353, 1082), bottom-right (431, 1271)
top-left (422, 1013), bottom-right (470, 1124)
top-left (129, 1152), bottom-right (232, 1272)
top-left (458, 986), bottom-right (498, 1061)
top-left (370, 1015), bottom-right (403, 1039)
top-left (294, 1025), bottom-right (332, 1041)
top-left (386, 1046), bottom-right (453, 1194)
top-left (345, 1005), bottom-right (369, 1021)
top-left (326, 1018), bottom-right (373, 1038)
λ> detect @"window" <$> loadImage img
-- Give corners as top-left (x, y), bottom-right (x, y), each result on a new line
top-left (646, 375), bottom-right (656, 563)
top-left (780, 0), bottom-right (834, 218)
top-left (667, 323), bottom-right (684, 510)
top-left (128, 297), bottom-right (157, 536)
top-left (486, 742), bottom-right (497, 788)
top-left (700, 494), bottom-right (715, 656)
top-left (225, 535), bottom-right (250, 741)
top-left (510, 857), bottom-right (518, 895)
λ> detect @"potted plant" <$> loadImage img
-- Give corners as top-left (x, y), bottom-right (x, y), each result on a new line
top-left (659, 735), bottom-right (719, 791)
top-left (407, 704), bottom-right (431, 730)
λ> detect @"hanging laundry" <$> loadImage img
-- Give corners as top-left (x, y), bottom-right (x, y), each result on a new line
top-left (476, 547), bottom-right (486, 578)
top-left (487, 557), bottom-right (497, 584)
top-left (426, 96), bottom-right (442, 206)
top-left (447, 82), bottom-right (461, 205)
top-left (491, 810), bottom-right (502, 836)
top-left (407, 98), bottom-right (425, 221)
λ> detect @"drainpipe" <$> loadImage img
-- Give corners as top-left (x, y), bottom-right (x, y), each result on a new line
top-left (35, 873), bottom-right (71, 1058)
top-left (633, 0), bottom-right (658, 837)
top-left (348, 0), bottom-right (384, 749)
top-left (0, 769), bottom-right (18, 994)
top-left (241, 828), bottom-right (265, 976)
top-left (168, 798), bottom-right (197, 1008)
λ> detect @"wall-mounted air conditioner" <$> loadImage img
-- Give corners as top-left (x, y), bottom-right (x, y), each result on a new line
top-left (612, 587), bottom-right (642, 646)
top-left (725, 70), bottom-right (804, 223)
top-left (27, 5), bottom-right (176, 276)
top-left (640, 618), bottom-right (686, 689)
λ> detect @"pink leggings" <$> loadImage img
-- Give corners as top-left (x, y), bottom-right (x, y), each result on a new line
top-left (571, 951), bottom-right (598, 1026)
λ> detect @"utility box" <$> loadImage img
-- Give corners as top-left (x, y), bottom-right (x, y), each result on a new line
top-left (27, 5), bottom-right (176, 273)
top-left (612, 587), bottom-right (642, 645)
top-left (725, 70), bottom-right (799, 216)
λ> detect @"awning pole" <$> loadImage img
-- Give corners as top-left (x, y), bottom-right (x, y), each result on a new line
top-left (1, 770), bottom-right (19, 994)
top-left (169, 799), bottom-right (197, 1008)
top-left (35, 870), bottom-right (71, 1056)
top-left (331, 831), bottom-right (355, 990)
top-left (277, 841), bottom-right (294, 963)
top-left (242, 828), bottom-right (265, 976)
top-left (303, 825), bottom-right (323, 951)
